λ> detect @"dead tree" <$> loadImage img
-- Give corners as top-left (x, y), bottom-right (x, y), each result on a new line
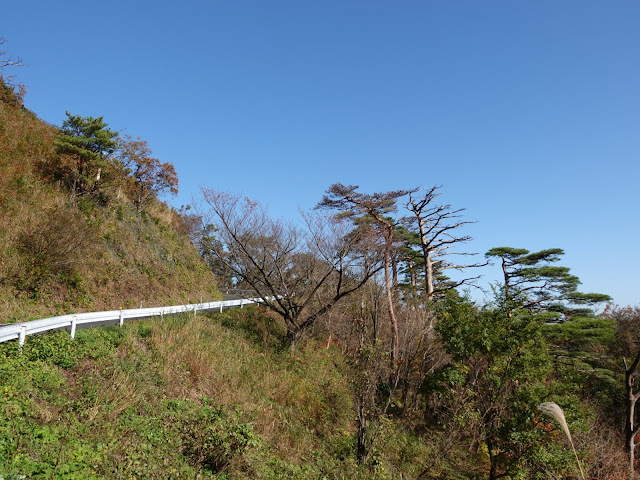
top-left (625, 351), bottom-right (640, 478)
top-left (608, 305), bottom-right (640, 477)
top-left (403, 186), bottom-right (487, 303)
top-left (0, 38), bottom-right (26, 103)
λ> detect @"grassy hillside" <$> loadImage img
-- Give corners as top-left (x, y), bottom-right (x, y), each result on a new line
top-left (0, 308), bottom-right (432, 479)
top-left (0, 93), bottom-right (219, 323)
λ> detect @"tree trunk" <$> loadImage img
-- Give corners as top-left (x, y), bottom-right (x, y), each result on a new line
top-left (625, 353), bottom-right (640, 477)
top-left (425, 250), bottom-right (434, 302)
top-left (285, 323), bottom-right (299, 352)
top-left (415, 217), bottom-right (436, 303)
top-left (384, 235), bottom-right (399, 373)
top-left (487, 438), bottom-right (498, 480)
top-left (356, 398), bottom-right (368, 464)
top-left (500, 255), bottom-right (512, 317)
top-left (408, 258), bottom-right (417, 289)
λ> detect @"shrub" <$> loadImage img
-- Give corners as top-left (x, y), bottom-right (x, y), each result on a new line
top-left (178, 400), bottom-right (259, 475)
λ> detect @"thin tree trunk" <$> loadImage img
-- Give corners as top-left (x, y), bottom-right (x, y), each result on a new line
top-left (487, 438), bottom-right (498, 480)
top-left (625, 352), bottom-right (640, 477)
top-left (500, 255), bottom-right (512, 317)
top-left (356, 402), bottom-right (368, 464)
top-left (415, 217), bottom-right (436, 303)
top-left (384, 235), bottom-right (399, 373)
top-left (425, 250), bottom-right (434, 302)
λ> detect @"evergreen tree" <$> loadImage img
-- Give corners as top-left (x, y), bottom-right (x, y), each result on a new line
top-left (317, 183), bottom-right (416, 370)
top-left (54, 112), bottom-right (118, 194)
top-left (486, 247), bottom-right (611, 320)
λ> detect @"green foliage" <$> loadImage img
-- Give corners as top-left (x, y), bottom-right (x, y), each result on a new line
top-left (430, 294), bottom-right (580, 478)
top-left (178, 401), bottom-right (259, 474)
top-left (53, 112), bottom-right (118, 195)
top-left (545, 316), bottom-right (621, 414)
top-left (486, 246), bottom-right (611, 319)
top-left (18, 327), bottom-right (124, 369)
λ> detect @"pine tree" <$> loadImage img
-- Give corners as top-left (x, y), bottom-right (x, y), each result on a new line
top-left (486, 247), bottom-right (611, 319)
top-left (54, 112), bottom-right (118, 194)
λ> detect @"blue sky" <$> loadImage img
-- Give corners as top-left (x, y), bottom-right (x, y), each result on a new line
top-left (2, 1), bottom-right (639, 307)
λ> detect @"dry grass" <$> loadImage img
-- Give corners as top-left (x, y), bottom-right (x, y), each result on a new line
top-left (0, 99), bottom-right (221, 323)
top-left (146, 311), bottom-right (354, 465)
top-left (539, 401), bottom-right (586, 480)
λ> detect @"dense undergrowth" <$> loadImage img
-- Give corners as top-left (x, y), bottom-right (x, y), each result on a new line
top-left (0, 308), bottom-right (434, 479)
top-left (0, 90), bottom-right (219, 323)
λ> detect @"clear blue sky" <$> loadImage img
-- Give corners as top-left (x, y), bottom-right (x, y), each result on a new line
top-left (3, 1), bottom-right (639, 307)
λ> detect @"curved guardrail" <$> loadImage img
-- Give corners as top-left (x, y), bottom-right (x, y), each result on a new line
top-left (0, 297), bottom-right (267, 349)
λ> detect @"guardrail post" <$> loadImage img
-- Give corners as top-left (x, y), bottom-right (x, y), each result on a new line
top-left (219, 303), bottom-right (223, 313)
top-left (119, 310), bottom-right (124, 327)
top-left (70, 316), bottom-right (77, 339)
top-left (18, 325), bottom-right (27, 353)
top-left (161, 308), bottom-right (164, 321)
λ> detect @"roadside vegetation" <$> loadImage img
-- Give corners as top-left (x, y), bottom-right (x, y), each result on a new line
top-left (2, 42), bottom-right (639, 478)
top-left (0, 309), bottom-right (430, 479)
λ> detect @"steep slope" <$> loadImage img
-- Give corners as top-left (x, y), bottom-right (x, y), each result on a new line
top-left (0, 308), bottom-right (431, 479)
top-left (0, 93), bottom-right (219, 322)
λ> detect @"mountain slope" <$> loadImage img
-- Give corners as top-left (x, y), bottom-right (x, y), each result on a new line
top-left (0, 92), bottom-right (219, 322)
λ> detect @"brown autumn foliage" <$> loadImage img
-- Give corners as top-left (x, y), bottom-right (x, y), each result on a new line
top-left (117, 135), bottom-right (179, 211)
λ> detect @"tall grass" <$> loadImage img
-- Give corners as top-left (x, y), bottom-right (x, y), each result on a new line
top-left (538, 401), bottom-right (586, 480)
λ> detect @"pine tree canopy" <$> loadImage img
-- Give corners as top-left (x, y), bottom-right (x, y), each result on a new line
top-left (486, 246), bottom-right (611, 319)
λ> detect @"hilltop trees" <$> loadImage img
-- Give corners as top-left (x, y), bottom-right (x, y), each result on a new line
top-left (0, 37), bottom-right (26, 105)
top-left (317, 183), bottom-right (417, 370)
top-left (49, 114), bottom-right (180, 209)
top-left (54, 112), bottom-right (119, 195)
top-left (116, 135), bottom-right (178, 210)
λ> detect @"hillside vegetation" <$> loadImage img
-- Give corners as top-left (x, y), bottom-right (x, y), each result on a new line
top-left (2, 71), bottom-right (638, 478)
top-left (0, 88), bottom-right (219, 323)
top-left (0, 308), bottom-right (433, 479)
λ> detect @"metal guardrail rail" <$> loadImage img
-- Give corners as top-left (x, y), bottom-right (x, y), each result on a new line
top-left (0, 297), bottom-right (267, 348)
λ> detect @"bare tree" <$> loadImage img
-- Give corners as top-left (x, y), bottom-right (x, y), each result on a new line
top-left (606, 305), bottom-right (640, 477)
top-left (199, 189), bottom-right (382, 349)
top-left (403, 186), bottom-right (487, 302)
top-left (0, 38), bottom-right (25, 69)
top-left (0, 38), bottom-right (26, 103)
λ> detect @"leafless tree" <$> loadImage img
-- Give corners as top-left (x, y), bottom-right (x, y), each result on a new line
top-left (0, 38), bottom-right (26, 103)
top-left (0, 38), bottom-right (24, 69)
top-left (403, 186), bottom-right (487, 302)
top-left (606, 305), bottom-right (640, 477)
top-left (199, 189), bottom-right (383, 349)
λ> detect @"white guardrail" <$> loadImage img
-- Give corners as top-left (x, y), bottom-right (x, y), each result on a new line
top-left (0, 297), bottom-right (267, 349)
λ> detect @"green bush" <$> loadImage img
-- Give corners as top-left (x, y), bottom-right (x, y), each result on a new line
top-left (178, 400), bottom-right (259, 474)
